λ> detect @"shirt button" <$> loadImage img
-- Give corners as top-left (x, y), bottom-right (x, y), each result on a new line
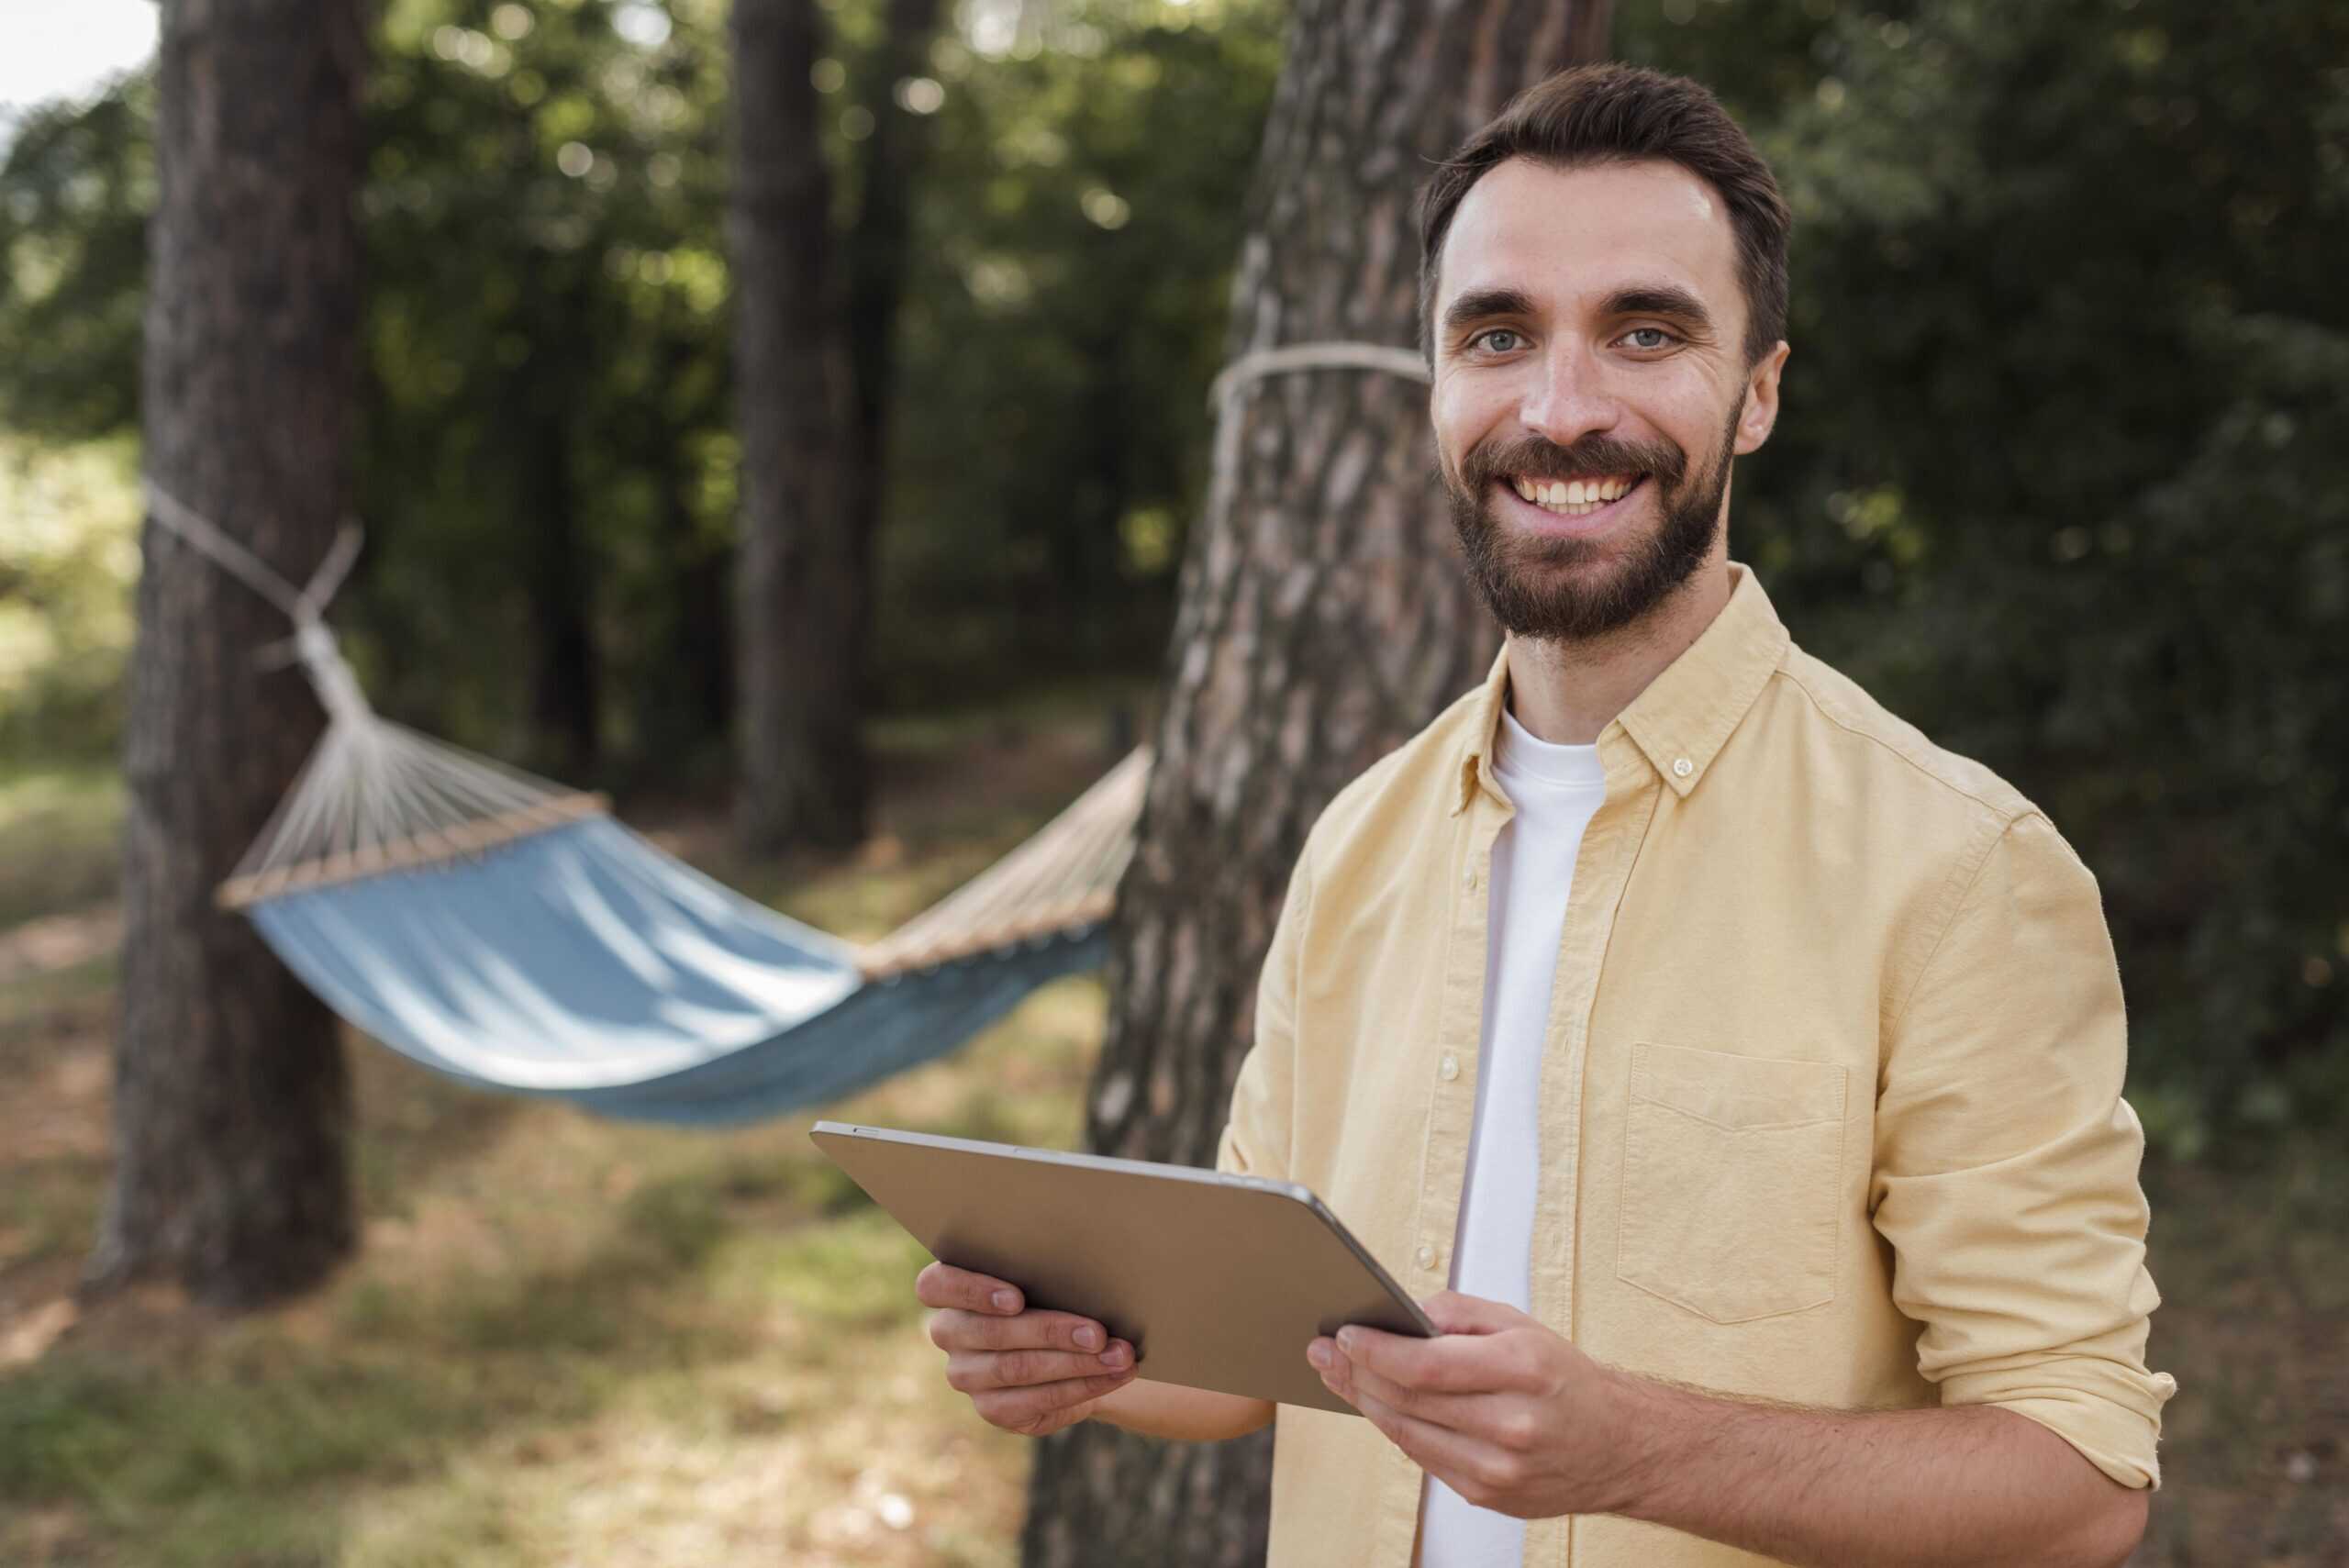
top-left (1439, 1052), bottom-right (1460, 1081)
top-left (1463, 864), bottom-right (1478, 889)
top-left (1415, 1244), bottom-right (1437, 1270)
top-left (1672, 756), bottom-right (1694, 779)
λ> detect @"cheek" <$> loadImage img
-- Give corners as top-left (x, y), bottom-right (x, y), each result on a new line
top-left (1431, 381), bottom-right (1502, 473)
top-left (1636, 384), bottom-right (1733, 469)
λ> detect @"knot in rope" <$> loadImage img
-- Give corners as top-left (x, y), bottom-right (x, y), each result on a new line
top-left (142, 479), bottom-right (372, 726)
top-left (290, 617), bottom-right (374, 729)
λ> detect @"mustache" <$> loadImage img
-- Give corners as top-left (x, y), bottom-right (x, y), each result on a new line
top-left (1458, 432), bottom-right (1687, 491)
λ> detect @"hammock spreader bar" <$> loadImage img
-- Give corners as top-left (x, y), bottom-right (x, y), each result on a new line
top-left (141, 480), bottom-right (1148, 1124)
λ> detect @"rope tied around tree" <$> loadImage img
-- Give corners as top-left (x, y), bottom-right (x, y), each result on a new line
top-left (1201, 341), bottom-right (1431, 543)
top-left (142, 480), bottom-right (606, 906)
top-left (143, 481), bottom-right (374, 729)
top-left (1206, 341), bottom-right (1431, 411)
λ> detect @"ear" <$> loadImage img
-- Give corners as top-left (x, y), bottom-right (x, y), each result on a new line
top-left (1733, 339), bottom-right (1790, 456)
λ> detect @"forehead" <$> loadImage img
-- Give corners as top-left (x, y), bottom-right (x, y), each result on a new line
top-left (1435, 156), bottom-right (1742, 331)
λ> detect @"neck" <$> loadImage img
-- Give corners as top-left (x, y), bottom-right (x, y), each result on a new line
top-left (1503, 557), bottom-right (1735, 746)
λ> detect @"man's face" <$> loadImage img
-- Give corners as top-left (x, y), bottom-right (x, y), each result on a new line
top-left (1429, 157), bottom-right (1787, 642)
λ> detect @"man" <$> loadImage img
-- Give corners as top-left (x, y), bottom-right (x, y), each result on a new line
top-left (918, 63), bottom-right (2175, 1568)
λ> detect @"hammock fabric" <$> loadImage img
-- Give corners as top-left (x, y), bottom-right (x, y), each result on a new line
top-left (145, 484), bottom-right (1144, 1128)
top-left (148, 340), bottom-right (1421, 1125)
top-left (246, 809), bottom-right (1125, 1127)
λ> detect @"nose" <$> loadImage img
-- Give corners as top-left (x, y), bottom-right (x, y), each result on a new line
top-left (1517, 339), bottom-right (1620, 450)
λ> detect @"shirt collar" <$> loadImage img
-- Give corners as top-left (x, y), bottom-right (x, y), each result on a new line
top-left (1452, 562), bottom-right (1792, 816)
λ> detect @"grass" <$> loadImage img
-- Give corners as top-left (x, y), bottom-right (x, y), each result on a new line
top-left (0, 714), bottom-right (2343, 1566)
top-left (0, 763), bottom-right (124, 929)
top-left (0, 717), bottom-right (1109, 1568)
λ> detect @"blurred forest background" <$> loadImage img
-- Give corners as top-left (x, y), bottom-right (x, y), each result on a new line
top-left (1, 0), bottom-right (2343, 1563)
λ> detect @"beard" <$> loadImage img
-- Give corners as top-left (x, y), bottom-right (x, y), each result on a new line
top-left (1443, 393), bottom-right (1743, 643)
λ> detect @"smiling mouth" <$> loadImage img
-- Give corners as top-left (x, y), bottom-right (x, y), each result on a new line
top-left (1506, 473), bottom-right (1646, 517)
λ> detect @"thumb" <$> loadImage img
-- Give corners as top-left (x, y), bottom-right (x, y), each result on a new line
top-left (1419, 1290), bottom-right (1527, 1336)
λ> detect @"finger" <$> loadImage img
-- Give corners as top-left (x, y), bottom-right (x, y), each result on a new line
top-left (1338, 1355), bottom-right (1499, 1431)
top-left (972, 1366), bottom-right (1137, 1429)
top-left (1419, 1290), bottom-right (1528, 1336)
top-left (916, 1261), bottom-right (1025, 1313)
top-left (928, 1307), bottom-right (1112, 1354)
top-left (1018, 1402), bottom-right (1097, 1438)
top-left (1337, 1323), bottom-right (1514, 1395)
top-left (946, 1340), bottom-right (1136, 1393)
top-left (1346, 1383), bottom-right (1521, 1511)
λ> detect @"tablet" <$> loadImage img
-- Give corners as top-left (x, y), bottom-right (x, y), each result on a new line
top-left (809, 1120), bottom-right (1435, 1416)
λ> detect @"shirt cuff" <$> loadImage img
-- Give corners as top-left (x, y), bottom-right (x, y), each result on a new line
top-left (1941, 1358), bottom-right (2179, 1490)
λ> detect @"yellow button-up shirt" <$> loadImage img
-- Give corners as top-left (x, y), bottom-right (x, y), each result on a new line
top-left (1216, 563), bottom-right (2176, 1568)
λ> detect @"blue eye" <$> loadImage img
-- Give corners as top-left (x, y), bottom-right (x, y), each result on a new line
top-left (1473, 328), bottom-right (1523, 353)
top-left (1624, 327), bottom-right (1673, 350)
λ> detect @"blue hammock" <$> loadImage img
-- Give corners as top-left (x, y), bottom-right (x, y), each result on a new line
top-left (145, 482), bottom-right (1144, 1127)
top-left (245, 814), bottom-right (1117, 1127)
top-left (217, 717), bottom-right (1144, 1129)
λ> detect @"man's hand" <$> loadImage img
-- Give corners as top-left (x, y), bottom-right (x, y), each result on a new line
top-left (1316, 1292), bottom-right (2148, 1568)
top-left (917, 1262), bottom-right (1139, 1437)
top-left (1308, 1290), bottom-right (1638, 1518)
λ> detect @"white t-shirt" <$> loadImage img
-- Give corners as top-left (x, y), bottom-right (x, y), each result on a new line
top-left (1417, 704), bottom-right (1607, 1568)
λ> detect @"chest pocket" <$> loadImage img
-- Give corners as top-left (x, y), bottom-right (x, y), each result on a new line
top-left (1615, 1042), bottom-right (1848, 1325)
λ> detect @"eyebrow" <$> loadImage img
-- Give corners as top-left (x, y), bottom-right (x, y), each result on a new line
top-left (1439, 286), bottom-right (1536, 339)
top-left (1439, 281), bottom-right (1719, 342)
top-left (1601, 284), bottom-right (1717, 337)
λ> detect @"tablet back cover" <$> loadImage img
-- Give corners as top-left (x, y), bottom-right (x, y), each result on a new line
top-left (810, 1122), bottom-right (1429, 1415)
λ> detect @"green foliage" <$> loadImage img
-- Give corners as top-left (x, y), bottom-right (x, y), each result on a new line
top-left (356, 0), bottom-right (741, 774)
top-left (875, 0), bottom-right (1283, 703)
top-left (0, 0), bottom-right (1278, 772)
top-left (0, 0), bottom-right (2338, 1149)
top-left (0, 82), bottom-right (150, 439)
top-left (0, 435), bottom-right (140, 762)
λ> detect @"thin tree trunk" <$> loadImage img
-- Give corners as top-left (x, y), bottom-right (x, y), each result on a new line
top-left (834, 0), bottom-right (946, 703)
top-left (731, 0), bottom-right (864, 851)
top-left (522, 269), bottom-right (600, 775)
top-left (662, 404), bottom-right (736, 758)
top-left (91, 0), bottom-right (365, 1310)
top-left (1020, 2), bottom-right (1612, 1562)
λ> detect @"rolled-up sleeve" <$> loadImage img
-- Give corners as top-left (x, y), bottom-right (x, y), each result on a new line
top-left (1872, 810), bottom-right (2178, 1489)
top-left (1215, 844), bottom-right (1312, 1183)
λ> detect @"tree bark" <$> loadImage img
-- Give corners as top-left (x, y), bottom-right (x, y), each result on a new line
top-left (835, 0), bottom-right (946, 697)
top-left (1019, 3), bottom-right (1612, 1563)
top-left (91, 0), bottom-right (365, 1310)
top-left (730, 0), bottom-right (865, 851)
top-left (521, 266), bottom-right (601, 776)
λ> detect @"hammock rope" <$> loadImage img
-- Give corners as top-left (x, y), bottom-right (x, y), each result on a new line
top-left (136, 338), bottom-right (1425, 1121)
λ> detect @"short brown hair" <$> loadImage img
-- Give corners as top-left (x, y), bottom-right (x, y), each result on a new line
top-left (1418, 64), bottom-right (1791, 366)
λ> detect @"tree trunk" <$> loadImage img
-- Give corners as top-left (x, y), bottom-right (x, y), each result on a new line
top-left (1019, 3), bottom-right (1612, 1563)
top-left (834, 0), bottom-right (946, 704)
top-left (731, 0), bottom-right (865, 852)
top-left (522, 268), bottom-right (600, 775)
top-left (91, 0), bottom-right (365, 1310)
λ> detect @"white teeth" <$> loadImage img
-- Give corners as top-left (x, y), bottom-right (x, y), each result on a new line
top-left (1506, 473), bottom-right (1644, 517)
